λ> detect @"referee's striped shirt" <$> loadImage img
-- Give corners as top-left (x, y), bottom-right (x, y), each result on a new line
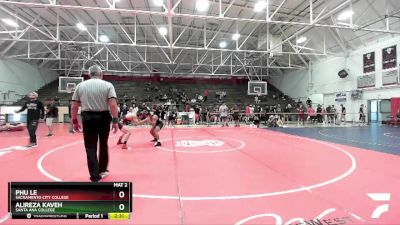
top-left (72, 78), bottom-right (117, 112)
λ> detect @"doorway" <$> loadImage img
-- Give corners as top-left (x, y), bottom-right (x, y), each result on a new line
top-left (368, 100), bottom-right (379, 123)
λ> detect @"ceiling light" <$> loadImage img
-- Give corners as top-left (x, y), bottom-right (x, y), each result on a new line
top-left (1, 18), bottom-right (19, 28)
top-left (232, 33), bottom-right (240, 41)
top-left (158, 27), bottom-right (168, 36)
top-left (153, 0), bottom-right (163, 6)
top-left (196, 0), bottom-right (210, 12)
top-left (296, 36), bottom-right (307, 44)
top-left (254, 1), bottom-right (267, 12)
top-left (219, 41), bottom-right (227, 48)
top-left (337, 10), bottom-right (354, 21)
top-left (99, 35), bottom-right (110, 43)
top-left (76, 22), bottom-right (87, 31)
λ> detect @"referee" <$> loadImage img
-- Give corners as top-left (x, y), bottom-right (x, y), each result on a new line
top-left (71, 65), bottom-right (119, 182)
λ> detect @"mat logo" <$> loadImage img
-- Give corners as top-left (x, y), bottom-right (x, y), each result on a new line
top-left (175, 140), bottom-right (225, 147)
top-left (367, 193), bottom-right (391, 219)
top-left (235, 208), bottom-right (358, 225)
top-left (0, 146), bottom-right (30, 157)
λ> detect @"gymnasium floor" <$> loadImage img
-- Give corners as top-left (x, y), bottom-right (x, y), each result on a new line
top-left (0, 124), bottom-right (400, 224)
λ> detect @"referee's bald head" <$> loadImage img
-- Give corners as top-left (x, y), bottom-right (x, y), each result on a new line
top-left (88, 65), bottom-right (103, 79)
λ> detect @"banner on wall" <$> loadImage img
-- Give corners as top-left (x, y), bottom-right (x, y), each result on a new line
top-left (335, 92), bottom-right (347, 101)
top-left (357, 73), bottom-right (376, 88)
top-left (363, 51), bottom-right (375, 73)
top-left (382, 69), bottom-right (399, 85)
top-left (382, 45), bottom-right (397, 70)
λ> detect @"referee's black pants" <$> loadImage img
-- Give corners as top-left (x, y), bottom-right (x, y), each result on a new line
top-left (81, 111), bottom-right (111, 182)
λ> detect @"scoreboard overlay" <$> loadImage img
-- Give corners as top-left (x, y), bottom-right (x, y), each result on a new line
top-left (8, 182), bottom-right (132, 220)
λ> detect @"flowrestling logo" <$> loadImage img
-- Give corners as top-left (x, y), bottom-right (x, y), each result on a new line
top-left (175, 140), bottom-right (225, 147)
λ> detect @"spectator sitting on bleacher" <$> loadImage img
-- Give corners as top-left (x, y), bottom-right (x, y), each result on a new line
top-left (277, 104), bottom-right (282, 114)
top-left (272, 94), bottom-right (277, 100)
top-left (255, 95), bottom-right (260, 104)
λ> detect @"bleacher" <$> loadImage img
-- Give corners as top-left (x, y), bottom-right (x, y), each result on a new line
top-left (12, 78), bottom-right (295, 111)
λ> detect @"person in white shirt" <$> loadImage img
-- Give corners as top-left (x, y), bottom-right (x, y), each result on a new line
top-left (219, 102), bottom-right (229, 127)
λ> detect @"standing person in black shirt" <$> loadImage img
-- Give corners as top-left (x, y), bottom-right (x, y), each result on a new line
top-left (340, 104), bottom-right (346, 124)
top-left (232, 105), bottom-right (240, 127)
top-left (194, 105), bottom-right (201, 125)
top-left (316, 104), bottom-right (323, 123)
top-left (45, 98), bottom-right (58, 136)
top-left (15, 92), bottom-right (44, 147)
top-left (359, 104), bottom-right (366, 125)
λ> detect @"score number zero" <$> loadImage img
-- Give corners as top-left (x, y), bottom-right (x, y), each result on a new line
top-left (114, 183), bottom-right (129, 211)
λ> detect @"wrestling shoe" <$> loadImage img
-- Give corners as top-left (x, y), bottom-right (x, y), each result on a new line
top-left (26, 143), bottom-right (37, 148)
top-left (100, 171), bottom-right (109, 179)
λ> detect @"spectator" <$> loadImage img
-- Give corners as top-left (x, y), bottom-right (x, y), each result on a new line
top-left (316, 104), bottom-right (322, 123)
top-left (232, 105), bottom-right (240, 127)
top-left (219, 102), bottom-right (229, 127)
top-left (255, 95), bottom-right (260, 104)
top-left (297, 99), bottom-right (302, 108)
top-left (307, 105), bottom-right (317, 123)
top-left (330, 105), bottom-right (337, 125)
top-left (203, 90), bottom-right (208, 102)
top-left (53, 96), bottom-right (60, 106)
top-left (306, 98), bottom-right (312, 106)
top-left (194, 105), bottom-right (201, 124)
top-left (326, 105), bottom-right (332, 124)
top-left (283, 105), bottom-right (290, 122)
top-left (297, 104), bottom-right (305, 126)
top-left (322, 105), bottom-right (327, 124)
top-left (359, 104), bottom-right (366, 125)
top-left (198, 95), bottom-right (203, 102)
top-left (245, 104), bottom-right (250, 124)
top-left (253, 115), bottom-right (260, 128)
top-left (45, 98), bottom-right (59, 137)
top-left (205, 107), bottom-right (211, 127)
top-left (340, 104), bottom-right (346, 124)
top-left (250, 105), bottom-right (255, 117)
top-left (277, 104), bottom-right (282, 114)
top-left (168, 110), bottom-right (176, 127)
